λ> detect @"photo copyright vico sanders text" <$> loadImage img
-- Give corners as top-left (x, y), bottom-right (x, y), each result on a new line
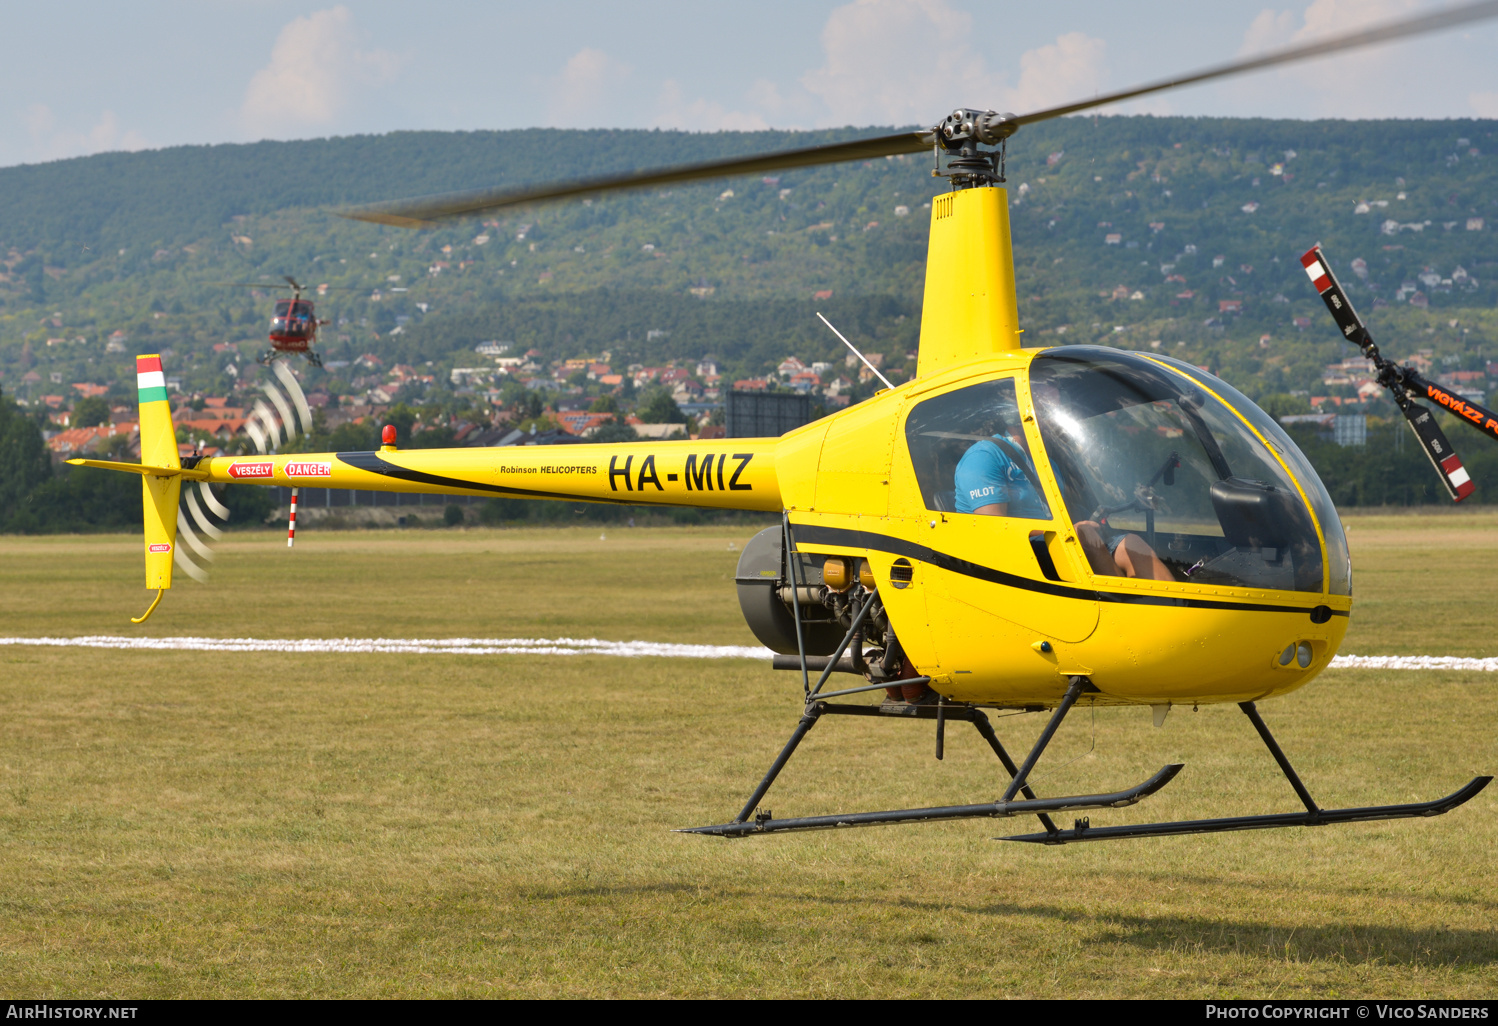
top-left (1207, 1008), bottom-right (1489, 1020)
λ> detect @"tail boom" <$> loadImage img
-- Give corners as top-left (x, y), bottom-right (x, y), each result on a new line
top-left (197, 437), bottom-right (784, 511)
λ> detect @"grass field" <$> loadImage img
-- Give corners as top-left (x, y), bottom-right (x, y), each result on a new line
top-left (0, 513), bottom-right (1495, 998)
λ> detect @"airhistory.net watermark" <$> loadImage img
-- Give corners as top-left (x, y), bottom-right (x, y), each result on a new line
top-left (5, 1008), bottom-right (138, 1020)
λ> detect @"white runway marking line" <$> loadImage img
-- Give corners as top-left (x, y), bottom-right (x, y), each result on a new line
top-left (0, 635), bottom-right (774, 660)
top-left (0, 638), bottom-right (1492, 671)
top-left (1329, 654), bottom-right (1498, 672)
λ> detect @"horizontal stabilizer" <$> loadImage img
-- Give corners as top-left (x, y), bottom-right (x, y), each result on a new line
top-left (66, 458), bottom-right (209, 480)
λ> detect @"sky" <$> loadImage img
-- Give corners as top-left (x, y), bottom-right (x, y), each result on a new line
top-left (4, 0), bottom-right (1496, 169)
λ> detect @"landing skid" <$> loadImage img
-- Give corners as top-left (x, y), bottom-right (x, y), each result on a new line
top-left (680, 696), bottom-right (1182, 837)
top-left (256, 349), bottom-right (323, 368)
top-left (1001, 701), bottom-right (1491, 844)
top-left (683, 518), bottom-right (1489, 844)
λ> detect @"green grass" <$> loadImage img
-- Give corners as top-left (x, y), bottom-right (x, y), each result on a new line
top-left (0, 519), bottom-right (1494, 998)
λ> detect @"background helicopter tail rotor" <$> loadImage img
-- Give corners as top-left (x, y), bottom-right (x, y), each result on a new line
top-left (271, 359), bottom-right (315, 438)
top-left (260, 381), bottom-right (298, 446)
top-left (247, 398), bottom-right (284, 452)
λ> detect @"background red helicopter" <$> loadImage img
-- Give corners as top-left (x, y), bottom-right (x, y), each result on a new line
top-left (215, 276), bottom-right (332, 367)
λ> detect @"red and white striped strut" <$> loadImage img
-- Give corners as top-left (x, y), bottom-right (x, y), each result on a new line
top-left (288, 487), bottom-right (298, 548)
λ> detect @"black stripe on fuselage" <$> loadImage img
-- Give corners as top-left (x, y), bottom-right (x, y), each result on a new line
top-left (334, 451), bottom-right (644, 504)
top-left (792, 524), bottom-right (1349, 617)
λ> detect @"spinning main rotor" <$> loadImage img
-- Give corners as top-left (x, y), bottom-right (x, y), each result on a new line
top-left (344, 1), bottom-right (1498, 227)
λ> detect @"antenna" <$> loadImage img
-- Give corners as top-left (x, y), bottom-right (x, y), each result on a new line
top-left (816, 312), bottom-right (894, 390)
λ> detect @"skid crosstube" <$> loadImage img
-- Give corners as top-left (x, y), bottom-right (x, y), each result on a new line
top-left (1002, 775), bottom-right (1492, 845)
top-left (680, 763), bottom-right (1182, 837)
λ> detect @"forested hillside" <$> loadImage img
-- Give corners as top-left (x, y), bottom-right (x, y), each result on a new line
top-left (2, 116), bottom-right (1495, 400)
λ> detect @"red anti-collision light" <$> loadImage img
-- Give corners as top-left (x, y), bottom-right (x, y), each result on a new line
top-left (382, 424), bottom-right (397, 446)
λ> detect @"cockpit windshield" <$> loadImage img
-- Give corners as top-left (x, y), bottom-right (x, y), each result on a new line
top-left (270, 300), bottom-right (313, 338)
top-left (1030, 347), bottom-right (1337, 594)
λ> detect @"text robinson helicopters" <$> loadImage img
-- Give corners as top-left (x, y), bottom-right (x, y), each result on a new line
top-left (77, 2), bottom-right (1498, 845)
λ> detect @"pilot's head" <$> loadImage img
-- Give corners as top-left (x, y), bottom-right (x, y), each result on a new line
top-left (976, 404), bottom-right (1028, 451)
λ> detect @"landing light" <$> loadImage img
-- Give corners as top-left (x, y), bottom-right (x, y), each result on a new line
top-left (1279, 642), bottom-right (1315, 669)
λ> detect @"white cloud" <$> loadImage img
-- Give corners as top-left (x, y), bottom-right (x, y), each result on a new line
top-left (1240, 7), bottom-right (1301, 52)
top-left (1471, 90), bottom-right (1498, 117)
top-left (1006, 31), bottom-right (1108, 114)
top-left (802, 0), bottom-right (996, 124)
top-left (549, 48), bottom-right (633, 125)
top-left (22, 104), bottom-right (149, 163)
top-left (1229, 1), bottom-right (1421, 117)
top-left (653, 81), bottom-right (770, 132)
top-left (800, 0), bottom-right (1105, 125)
top-left (1296, 0), bottom-right (1417, 38)
top-left (240, 6), bottom-right (400, 138)
top-left (745, 79), bottom-right (790, 118)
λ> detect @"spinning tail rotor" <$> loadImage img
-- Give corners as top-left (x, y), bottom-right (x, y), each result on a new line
top-left (170, 362), bottom-right (317, 582)
top-left (244, 360), bottom-right (315, 457)
top-left (1301, 245), bottom-right (1486, 502)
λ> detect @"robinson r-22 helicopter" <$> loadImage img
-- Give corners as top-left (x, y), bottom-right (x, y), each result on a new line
top-left (75, 2), bottom-right (1498, 844)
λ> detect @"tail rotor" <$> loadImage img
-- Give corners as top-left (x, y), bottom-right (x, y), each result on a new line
top-left (245, 363), bottom-right (314, 457)
top-left (1303, 244), bottom-right (1484, 502)
top-left (185, 482), bottom-right (225, 541)
top-left (171, 361), bottom-right (317, 585)
top-left (172, 468), bottom-right (232, 585)
top-left (246, 362), bottom-right (316, 550)
top-left (174, 506), bottom-right (214, 582)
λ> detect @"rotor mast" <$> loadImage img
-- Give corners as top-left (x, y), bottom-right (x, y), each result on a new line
top-left (916, 109), bottom-right (1023, 378)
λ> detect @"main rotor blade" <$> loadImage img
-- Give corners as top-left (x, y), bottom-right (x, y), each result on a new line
top-left (342, 130), bottom-right (933, 227)
top-left (1009, 0), bottom-right (1498, 128)
top-left (341, 0), bottom-right (1496, 228)
top-left (212, 281), bottom-right (294, 289)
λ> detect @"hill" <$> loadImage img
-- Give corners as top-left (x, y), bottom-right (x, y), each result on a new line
top-left (1, 115), bottom-right (1496, 415)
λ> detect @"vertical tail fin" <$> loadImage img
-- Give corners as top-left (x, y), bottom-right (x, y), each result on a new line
top-left (135, 354), bottom-right (180, 591)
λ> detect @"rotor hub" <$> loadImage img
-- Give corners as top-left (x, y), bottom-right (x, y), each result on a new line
top-left (932, 108), bottom-right (1017, 189)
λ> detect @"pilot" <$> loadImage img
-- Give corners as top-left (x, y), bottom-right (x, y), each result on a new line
top-left (1073, 520), bottom-right (1174, 581)
top-left (953, 414), bottom-right (1048, 518)
top-left (956, 409), bottom-right (1175, 582)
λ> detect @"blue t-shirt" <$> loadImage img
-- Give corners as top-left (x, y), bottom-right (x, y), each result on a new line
top-left (953, 438), bottom-right (1049, 518)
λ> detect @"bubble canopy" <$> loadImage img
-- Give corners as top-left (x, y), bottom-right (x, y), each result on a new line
top-left (1027, 347), bottom-right (1348, 595)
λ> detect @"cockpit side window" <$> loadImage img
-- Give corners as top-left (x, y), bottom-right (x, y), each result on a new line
top-left (904, 378), bottom-right (1051, 520)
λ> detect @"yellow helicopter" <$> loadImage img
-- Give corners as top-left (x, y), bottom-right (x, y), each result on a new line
top-left (73, 2), bottom-right (1498, 844)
